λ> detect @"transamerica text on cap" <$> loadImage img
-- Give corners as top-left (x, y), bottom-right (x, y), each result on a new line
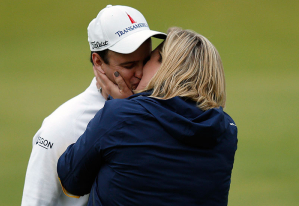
top-left (115, 23), bottom-right (148, 37)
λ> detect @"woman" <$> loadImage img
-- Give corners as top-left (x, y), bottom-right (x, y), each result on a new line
top-left (57, 27), bottom-right (238, 206)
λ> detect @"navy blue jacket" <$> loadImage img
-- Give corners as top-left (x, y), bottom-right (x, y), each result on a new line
top-left (57, 92), bottom-right (238, 206)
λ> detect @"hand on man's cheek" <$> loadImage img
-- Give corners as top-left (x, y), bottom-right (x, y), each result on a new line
top-left (94, 68), bottom-right (133, 100)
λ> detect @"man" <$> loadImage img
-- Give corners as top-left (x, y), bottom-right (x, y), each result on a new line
top-left (21, 5), bottom-right (166, 206)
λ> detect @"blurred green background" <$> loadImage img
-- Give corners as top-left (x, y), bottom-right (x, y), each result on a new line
top-left (1, 0), bottom-right (298, 205)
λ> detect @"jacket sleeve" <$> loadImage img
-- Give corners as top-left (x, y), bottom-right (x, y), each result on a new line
top-left (57, 100), bottom-right (124, 196)
top-left (57, 112), bottom-right (102, 196)
top-left (57, 98), bottom-right (140, 196)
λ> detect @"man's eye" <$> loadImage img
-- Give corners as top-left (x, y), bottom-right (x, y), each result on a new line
top-left (124, 64), bottom-right (134, 69)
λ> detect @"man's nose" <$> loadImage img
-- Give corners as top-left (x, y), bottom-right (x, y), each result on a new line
top-left (134, 65), bottom-right (143, 80)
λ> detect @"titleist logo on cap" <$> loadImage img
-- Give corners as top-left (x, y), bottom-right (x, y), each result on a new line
top-left (91, 41), bottom-right (108, 49)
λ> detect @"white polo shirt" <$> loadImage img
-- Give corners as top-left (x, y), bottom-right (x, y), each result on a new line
top-left (21, 78), bottom-right (105, 206)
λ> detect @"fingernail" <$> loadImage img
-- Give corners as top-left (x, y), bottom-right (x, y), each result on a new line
top-left (114, 71), bottom-right (119, 77)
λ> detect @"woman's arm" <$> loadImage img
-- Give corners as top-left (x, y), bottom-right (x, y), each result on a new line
top-left (57, 109), bottom-right (104, 196)
top-left (57, 97), bottom-right (141, 196)
top-left (57, 100), bottom-right (124, 196)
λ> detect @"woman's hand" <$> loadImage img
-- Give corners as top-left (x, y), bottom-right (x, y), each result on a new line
top-left (93, 66), bottom-right (133, 100)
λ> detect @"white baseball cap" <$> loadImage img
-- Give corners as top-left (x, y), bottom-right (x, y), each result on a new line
top-left (88, 5), bottom-right (166, 54)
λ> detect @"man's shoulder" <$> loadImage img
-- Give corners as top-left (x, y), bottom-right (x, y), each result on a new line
top-left (48, 95), bottom-right (86, 119)
top-left (39, 90), bottom-right (104, 143)
top-left (47, 82), bottom-right (104, 122)
top-left (47, 78), bottom-right (104, 119)
top-left (43, 95), bottom-right (87, 127)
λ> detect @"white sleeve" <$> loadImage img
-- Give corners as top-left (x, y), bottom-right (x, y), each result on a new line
top-left (21, 80), bottom-right (102, 206)
top-left (21, 125), bottom-right (66, 206)
top-left (20, 115), bottom-right (90, 206)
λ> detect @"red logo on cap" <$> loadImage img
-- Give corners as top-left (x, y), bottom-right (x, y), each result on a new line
top-left (126, 13), bottom-right (137, 24)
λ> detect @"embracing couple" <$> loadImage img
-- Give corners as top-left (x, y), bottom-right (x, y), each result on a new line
top-left (22, 5), bottom-right (237, 206)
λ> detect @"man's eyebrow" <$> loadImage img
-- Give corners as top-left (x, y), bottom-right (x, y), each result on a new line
top-left (119, 61), bottom-right (138, 66)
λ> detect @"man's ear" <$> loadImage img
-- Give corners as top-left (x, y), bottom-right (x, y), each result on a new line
top-left (92, 53), bottom-right (105, 73)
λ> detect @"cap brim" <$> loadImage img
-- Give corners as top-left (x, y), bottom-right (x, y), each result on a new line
top-left (109, 30), bottom-right (166, 54)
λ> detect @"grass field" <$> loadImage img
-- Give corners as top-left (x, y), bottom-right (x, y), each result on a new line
top-left (1, 0), bottom-right (298, 205)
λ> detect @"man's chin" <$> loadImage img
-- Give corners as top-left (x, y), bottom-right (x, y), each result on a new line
top-left (131, 83), bottom-right (140, 90)
top-left (135, 82), bottom-right (146, 91)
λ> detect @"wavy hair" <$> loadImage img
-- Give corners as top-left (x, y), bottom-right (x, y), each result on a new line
top-left (143, 27), bottom-right (226, 111)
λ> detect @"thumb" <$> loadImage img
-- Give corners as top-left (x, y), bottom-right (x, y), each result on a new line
top-left (93, 65), bottom-right (105, 74)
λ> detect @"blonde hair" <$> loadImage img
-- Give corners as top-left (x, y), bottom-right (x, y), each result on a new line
top-left (142, 27), bottom-right (226, 111)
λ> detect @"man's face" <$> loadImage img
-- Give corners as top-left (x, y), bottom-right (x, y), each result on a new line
top-left (99, 39), bottom-right (152, 90)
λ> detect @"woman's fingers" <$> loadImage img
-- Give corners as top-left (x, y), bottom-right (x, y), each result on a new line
top-left (113, 72), bottom-right (133, 98)
top-left (93, 66), bottom-right (133, 99)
